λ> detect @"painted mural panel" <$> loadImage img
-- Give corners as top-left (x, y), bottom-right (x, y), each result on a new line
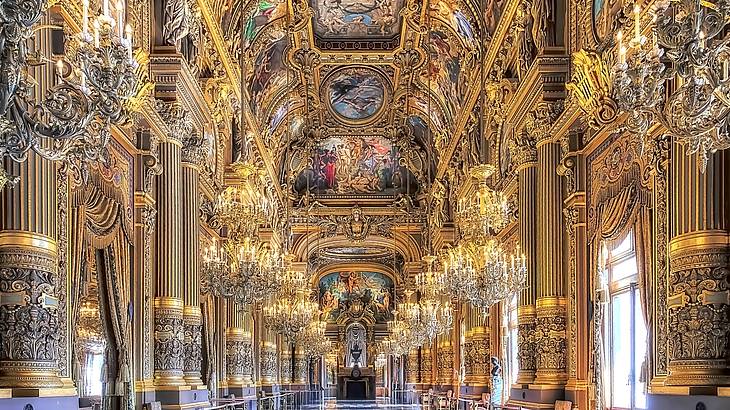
top-left (248, 36), bottom-right (289, 116)
top-left (430, 0), bottom-right (477, 45)
top-left (326, 67), bottom-right (387, 122)
top-left (311, 0), bottom-right (405, 38)
top-left (294, 135), bottom-right (417, 195)
top-left (319, 271), bottom-right (394, 322)
top-left (422, 28), bottom-right (468, 122)
top-left (243, 0), bottom-right (287, 48)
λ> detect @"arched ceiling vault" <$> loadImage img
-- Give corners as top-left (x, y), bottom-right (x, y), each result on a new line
top-left (212, 0), bottom-right (493, 204)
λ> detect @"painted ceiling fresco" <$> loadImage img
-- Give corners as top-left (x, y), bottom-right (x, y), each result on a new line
top-left (319, 271), bottom-right (394, 323)
top-left (294, 135), bottom-right (418, 196)
top-left (324, 67), bottom-right (389, 123)
top-left (213, 0), bottom-right (507, 200)
top-left (311, 0), bottom-right (405, 40)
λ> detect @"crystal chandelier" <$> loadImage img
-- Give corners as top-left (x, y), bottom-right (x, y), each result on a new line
top-left (611, 2), bottom-right (730, 170)
top-left (200, 237), bottom-right (283, 307)
top-left (455, 165), bottom-right (511, 240)
top-left (297, 319), bottom-right (332, 359)
top-left (466, 239), bottom-right (527, 310)
top-left (415, 255), bottom-right (452, 342)
top-left (0, 0), bottom-right (145, 183)
top-left (440, 243), bottom-right (477, 302)
top-left (214, 161), bottom-right (273, 240)
top-left (263, 289), bottom-right (318, 341)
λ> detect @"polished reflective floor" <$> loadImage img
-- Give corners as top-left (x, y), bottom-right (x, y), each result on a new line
top-left (300, 399), bottom-right (422, 409)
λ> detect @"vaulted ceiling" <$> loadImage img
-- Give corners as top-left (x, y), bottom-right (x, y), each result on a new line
top-left (211, 0), bottom-right (499, 202)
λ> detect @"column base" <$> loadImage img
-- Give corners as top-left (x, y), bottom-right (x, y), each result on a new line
top-left (0, 393), bottom-right (79, 410)
top-left (508, 385), bottom-right (565, 409)
top-left (154, 386), bottom-right (210, 410)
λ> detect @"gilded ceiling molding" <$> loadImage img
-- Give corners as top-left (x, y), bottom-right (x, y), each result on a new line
top-left (311, 263), bottom-right (402, 288)
top-left (290, 231), bottom-right (423, 265)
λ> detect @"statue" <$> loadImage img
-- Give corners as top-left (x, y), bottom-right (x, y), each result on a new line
top-left (162, 0), bottom-right (191, 50)
top-left (530, 0), bottom-right (554, 52)
top-left (490, 357), bottom-right (503, 405)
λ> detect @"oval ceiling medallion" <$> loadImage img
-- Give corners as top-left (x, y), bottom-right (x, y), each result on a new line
top-left (324, 67), bottom-right (389, 124)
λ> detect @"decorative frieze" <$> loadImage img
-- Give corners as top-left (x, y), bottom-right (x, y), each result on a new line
top-left (667, 237), bottom-right (730, 386)
top-left (516, 306), bottom-right (537, 385)
top-left (225, 328), bottom-right (251, 386)
top-left (183, 308), bottom-right (203, 385)
top-left (154, 297), bottom-right (185, 386)
top-left (534, 298), bottom-right (568, 385)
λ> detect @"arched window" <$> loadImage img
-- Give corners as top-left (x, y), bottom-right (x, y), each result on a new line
top-left (601, 231), bottom-right (647, 410)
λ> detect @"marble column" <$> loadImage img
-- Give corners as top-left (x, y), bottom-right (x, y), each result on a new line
top-left (0, 16), bottom-right (75, 404)
top-left (510, 131), bottom-right (539, 386)
top-left (534, 141), bottom-right (567, 386)
top-left (181, 136), bottom-right (205, 389)
top-left (436, 336), bottom-right (454, 387)
top-left (406, 349), bottom-right (419, 385)
top-left (0, 158), bottom-right (68, 393)
top-left (463, 307), bottom-right (490, 393)
top-left (666, 146), bottom-right (730, 387)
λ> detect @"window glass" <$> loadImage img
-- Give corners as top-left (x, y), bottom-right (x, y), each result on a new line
top-left (634, 297), bottom-right (648, 410)
top-left (611, 292), bottom-right (631, 409)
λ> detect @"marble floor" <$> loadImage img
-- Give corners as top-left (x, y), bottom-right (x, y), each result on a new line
top-left (300, 399), bottom-right (423, 409)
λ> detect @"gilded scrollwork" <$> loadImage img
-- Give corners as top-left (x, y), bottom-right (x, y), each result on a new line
top-left (535, 304), bottom-right (568, 380)
top-left (183, 315), bottom-right (203, 378)
top-left (565, 50), bottom-right (618, 129)
top-left (666, 247), bottom-right (730, 385)
top-left (154, 309), bottom-right (185, 379)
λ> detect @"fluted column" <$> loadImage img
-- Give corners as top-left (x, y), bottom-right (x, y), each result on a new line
top-left (463, 307), bottom-right (490, 389)
top-left (534, 140), bottom-right (567, 386)
top-left (511, 132), bottom-right (539, 386)
top-left (181, 137), bottom-right (205, 388)
top-left (666, 146), bottom-right (730, 387)
top-left (0, 159), bottom-right (63, 391)
top-left (153, 131), bottom-right (186, 388)
top-left (0, 16), bottom-right (72, 398)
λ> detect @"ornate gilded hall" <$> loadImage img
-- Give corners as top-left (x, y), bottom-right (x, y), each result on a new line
top-left (1, 0), bottom-right (730, 409)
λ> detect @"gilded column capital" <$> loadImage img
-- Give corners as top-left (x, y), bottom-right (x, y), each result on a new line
top-left (155, 100), bottom-right (193, 146)
top-left (181, 132), bottom-right (210, 168)
top-left (525, 101), bottom-right (564, 147)
top-left (509, 130), bottom-right (537, 170)
top-left (565, 49), bottom-right (618, 130)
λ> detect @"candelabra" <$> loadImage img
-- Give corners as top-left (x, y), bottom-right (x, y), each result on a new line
top-left (0, 0), bottom-right (144, 184)
top-left (611, 2), bottom-right (730, 170)
top-left (456, 165), bottom-right (511, 239)
top-left (440, 243), bottom-right (477, 303)
top-left (297, 319), bottom-right (332, 359)
top-left (200, 236), bottom-right (284, 307)
top-left (263, 290), bottom-right (318, 341)
top-left (214, 160), bottom-right (272, 240)
top-left (467, 239), bottom-right (527, 310)
top-left (416, 255), bottom-right (452, 342)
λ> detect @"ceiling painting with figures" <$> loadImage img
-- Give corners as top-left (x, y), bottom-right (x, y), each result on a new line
top-left (319, 271), bottom-right (395, 323)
